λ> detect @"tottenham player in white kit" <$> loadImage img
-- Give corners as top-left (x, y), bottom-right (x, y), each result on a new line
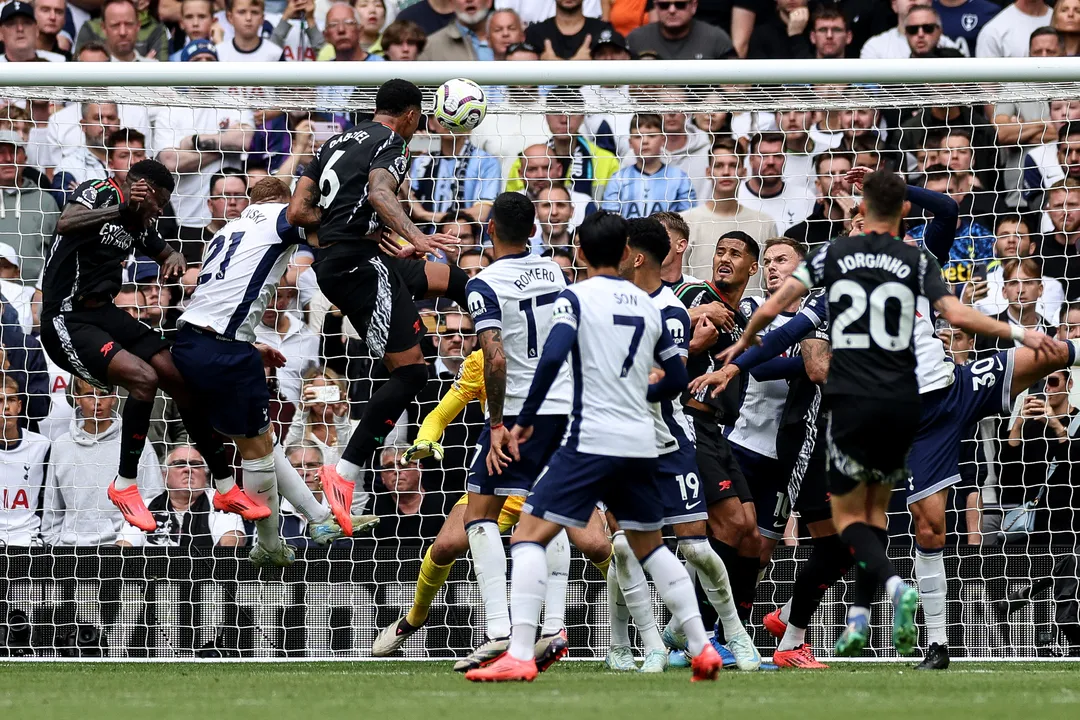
top-left (458, 192), bottom-right (578, 670)
top-left (170, 178), bottom-right (376, 567)
top-left (605, 217), bottom-right (760, 672)
top-left (466, 211), bottom-right (723, 683)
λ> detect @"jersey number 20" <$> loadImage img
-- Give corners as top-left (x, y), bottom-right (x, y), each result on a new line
top-left (830, 279), bottom-right (915, 351)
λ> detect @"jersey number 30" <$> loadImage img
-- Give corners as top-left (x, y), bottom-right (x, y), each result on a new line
top-left (830, 279), bottom-right (915, 351)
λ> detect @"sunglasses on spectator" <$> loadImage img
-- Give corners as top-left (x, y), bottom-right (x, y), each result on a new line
top-left (505, 42), bottom-right (539, 55)
top-left (656, 1), bottom-right (690, 10)
top-left (905, 23), bottom-right (939, 35)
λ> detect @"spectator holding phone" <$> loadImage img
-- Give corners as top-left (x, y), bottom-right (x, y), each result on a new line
top-left (284, 366), bottom-right (353, 465)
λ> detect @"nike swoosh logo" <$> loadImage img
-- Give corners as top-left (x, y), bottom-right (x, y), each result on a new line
top-left (685, 502), bottom-right (701, 510)
top-left (256, 488), bottom-right (271, 495)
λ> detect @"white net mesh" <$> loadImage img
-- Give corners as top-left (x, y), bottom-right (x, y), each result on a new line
top-left (1, 62), bottom-right (1079, 660)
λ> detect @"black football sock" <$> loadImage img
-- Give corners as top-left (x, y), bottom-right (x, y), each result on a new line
top-left (841, 522), bottom-right (897, 606)
top-left (339, 363), bottom-right (428, 479)
top-left (734, 555), bottom-right (761, 623)
top-left (789, 534), bottom-right (854, 629)
top-left (118, 397), bottom-right (153, 481)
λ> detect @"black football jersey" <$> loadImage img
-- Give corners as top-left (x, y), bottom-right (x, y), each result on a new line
top-left (41, 178), bottom-right (168, 316)
top-left (301, 121), bottom-right (411, 246)
top-left (676, 281), bottom-right (748, 424)
top-left (794, 232), bottom-right (950, 400)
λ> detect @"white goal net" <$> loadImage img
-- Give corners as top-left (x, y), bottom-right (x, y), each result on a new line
top-left (1, 59), bottom-right (1080, 660)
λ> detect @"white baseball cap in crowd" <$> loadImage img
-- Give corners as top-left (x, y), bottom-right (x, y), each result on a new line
top-left (0, 242), bottom-right (21, 268)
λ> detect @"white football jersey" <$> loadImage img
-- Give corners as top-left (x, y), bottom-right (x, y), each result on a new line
top-left (649, 286), bottom-right (694, 454)
top-left (552, 275), bottom-right (677, 458)
top-left (0, 430), bottom-right (51, 546)
top-left (914, 296), bottom-right (955, 394)
top-left (178, 202), bottom-right (305, 343)
top-left (466, 252), bottom-right (573, 417)
top-left (728, 296), bottom-right (792, 460)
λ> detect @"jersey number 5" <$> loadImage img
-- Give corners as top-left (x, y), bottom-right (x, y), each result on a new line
top-left (830, 280), bottom-right (915, 351)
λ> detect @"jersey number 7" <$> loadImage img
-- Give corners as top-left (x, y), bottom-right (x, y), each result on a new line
top-left (613, 315), bottom-right (645, 378)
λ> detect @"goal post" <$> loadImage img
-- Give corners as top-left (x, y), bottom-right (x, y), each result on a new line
top-left (1, 60), bottom-right (1080, 660)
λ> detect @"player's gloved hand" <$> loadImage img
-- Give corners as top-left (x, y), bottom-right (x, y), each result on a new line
top-left (404, 439), bottom-right (445, 463)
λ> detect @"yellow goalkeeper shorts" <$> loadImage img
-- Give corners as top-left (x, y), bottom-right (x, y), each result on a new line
top-left (453, 493), bottom-right (524, 534)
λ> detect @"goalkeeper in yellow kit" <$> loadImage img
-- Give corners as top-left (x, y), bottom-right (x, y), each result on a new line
top-left (372, 349), bottom-right (613, 666)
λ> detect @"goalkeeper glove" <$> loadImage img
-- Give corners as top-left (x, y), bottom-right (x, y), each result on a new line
top-left (404, 439), bottom-right (445, 463)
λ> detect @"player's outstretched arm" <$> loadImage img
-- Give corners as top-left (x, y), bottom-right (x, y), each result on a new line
top-left (368, 169), bottom-right (459, 258)
top-left (934, 295), bottom-right (1057, 356)
top-left (151, 245), bottom-right (186, 282)
top-left (717, 275), bottom-right (810, 365)
top-left (286, 175), bottom-right (323, 230)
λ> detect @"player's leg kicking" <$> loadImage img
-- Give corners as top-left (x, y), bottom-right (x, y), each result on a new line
top-left (909, 339), bottom-right (1080, 669)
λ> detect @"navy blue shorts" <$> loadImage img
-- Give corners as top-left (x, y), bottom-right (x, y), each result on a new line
top-left (466, 414), bottom-right (567, 496)
top-left (171, 325), bottom-right (271, 438)
top-left (657, 443), bottom-right (708, 526)
top-left (907, 349), bottom-right (1014, 505)
top-left (525, 448), bottom-right (663, 531)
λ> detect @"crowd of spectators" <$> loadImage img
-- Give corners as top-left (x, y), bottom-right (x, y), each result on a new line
top-left (0, 0), bottom-right (1077, 594)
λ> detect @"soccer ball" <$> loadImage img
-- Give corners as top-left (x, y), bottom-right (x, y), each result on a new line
top-left (433, 78), bottom-right (488, 133)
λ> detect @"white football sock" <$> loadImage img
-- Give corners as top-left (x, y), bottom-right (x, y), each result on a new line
top-left (885, 575), bottom-right (904, 600)
top-left (335, 458), bottom-right (364, 484)
top-left (779, 598), bottom-right (792, 624)
top-left (679, 538), bottom-right (742, 640)
top-left (215, 476), bottom-right (236, 494)
top-left (541, 530), bottom-right (569, 636)
top-left (643, 546), bottom-right (707, 656)
top-left (607, 561), bottom-right (631, 647)
top-left (272, 445), bottom-right (331, 523)
top-left (848, 605), bottom-right (870, 623)
top-left (613, 533), bottom-right (665, 654)
top-left (508, 542), bottom-right (547, 662)
top-left (466, 520), bottom-right (511, 639)
top-left (777, 623), bottom-right (807, 652)
top-left (241, 454), bottom-right (281, 552)
top-left (916, 548), bottom-right (948, 646)
top-left (113, 475), bottom-right (137, 491)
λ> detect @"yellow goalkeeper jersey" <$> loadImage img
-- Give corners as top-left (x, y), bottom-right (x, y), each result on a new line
top-left (417, 350), bottom-right (524, 531)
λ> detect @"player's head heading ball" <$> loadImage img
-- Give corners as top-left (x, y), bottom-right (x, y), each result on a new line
top-left (577, 210), bottom-right (628, 270)
top-left (375, 79), bottom-right (424, 139)
top-left (127, 159), bottom-right (175, 194)
top-left (861, 170), bottom-right (909, 225)
top-left (626, 217), bottom-right (671, 267)
top-left (489, 192), bottom-right (535, 249)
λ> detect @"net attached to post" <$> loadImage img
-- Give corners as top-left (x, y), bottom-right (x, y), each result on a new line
top-left (1, 59), bottom-right (1080, 660)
